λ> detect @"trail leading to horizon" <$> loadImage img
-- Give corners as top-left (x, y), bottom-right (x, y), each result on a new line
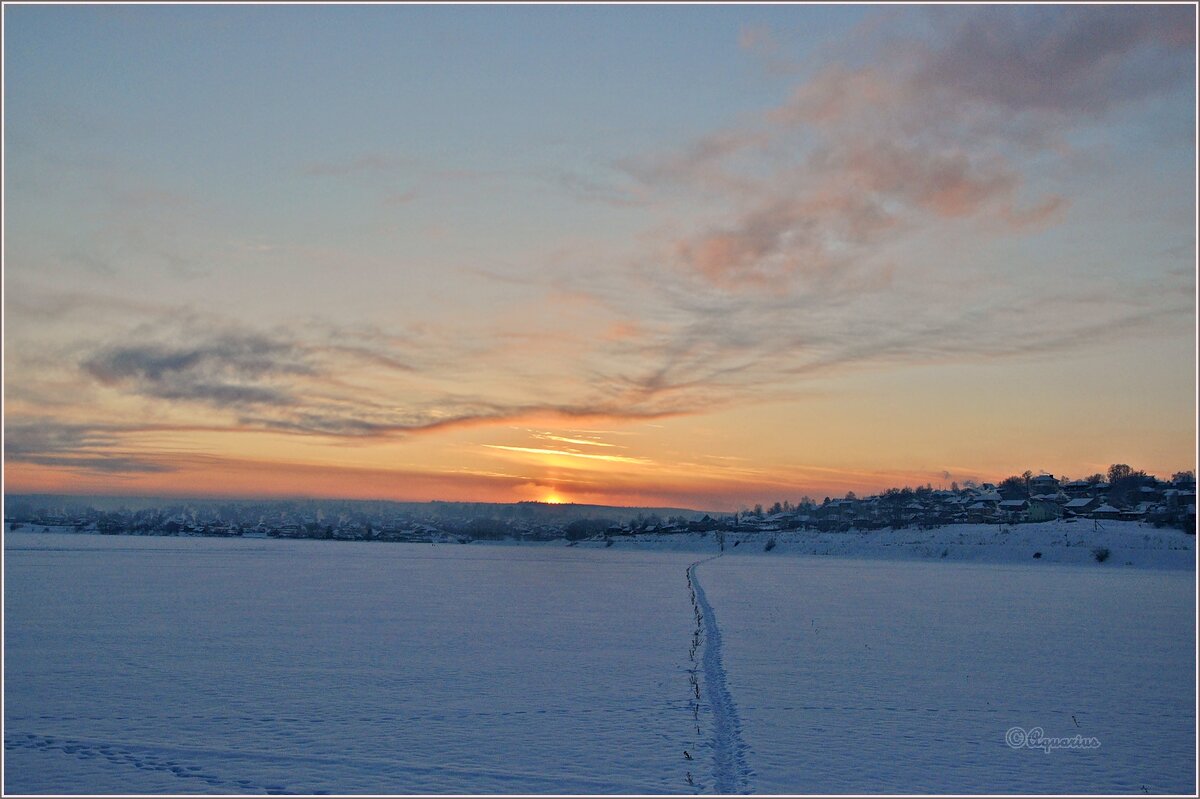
top-left (687, 555), bottom-right (753, 793)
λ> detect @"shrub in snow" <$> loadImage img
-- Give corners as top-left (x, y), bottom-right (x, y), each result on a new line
top-left (1092, 547), bottom-right (1111, 563)
top-left (764, 538), bottom-right (776, 552)
top-left (1033, 552), bottom-right (1042, 559)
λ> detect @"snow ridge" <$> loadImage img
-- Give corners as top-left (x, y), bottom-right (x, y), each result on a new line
top-left (688, 556), bottom-right (753, 793)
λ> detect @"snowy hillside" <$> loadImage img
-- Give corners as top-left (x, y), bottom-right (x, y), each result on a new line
top-left (571, 519), bottom-right (1195, 570)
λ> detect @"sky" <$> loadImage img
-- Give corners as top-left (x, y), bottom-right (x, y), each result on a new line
top-left (3, 3), bottom-right (1197, 511)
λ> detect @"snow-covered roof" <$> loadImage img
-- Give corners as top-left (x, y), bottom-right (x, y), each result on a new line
top-left (1064, 498), bottom-right (1095, 508)
top-left (1093, 504), bottom-right (1120, 514)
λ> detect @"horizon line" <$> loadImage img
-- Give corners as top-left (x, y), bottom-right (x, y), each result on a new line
top-left (6, 464), bottom-right (1192, 517)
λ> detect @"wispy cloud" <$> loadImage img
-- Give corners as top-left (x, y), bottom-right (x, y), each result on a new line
top-left (550, 3), bottom-right (1194, 421)
top-left (915, 5), bottom-right (1194, 116)
top-left (625, 5), bottom-right (1192, 294)
top-left (529, 431), bottom-right (621, 449)
top-left (59, 311), bottom-right (712, 443)
top-left (4, 420), bottom-right (175, 474)
top-left (482, 444), bottom-right (651, 466)
top-left (82, 333), bottom-right (311, 408)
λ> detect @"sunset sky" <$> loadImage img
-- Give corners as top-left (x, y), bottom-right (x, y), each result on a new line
top-left (3, 4), bottom-right (1196, 511)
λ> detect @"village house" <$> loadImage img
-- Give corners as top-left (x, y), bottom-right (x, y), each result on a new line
top-left (998, 498), bottom-right (1029, 521)
top-left (1027, 499), bottom-right (1062, 522)
top-left (1061, 479), bottom-right (1093, 496)
top-left (1062, 496), bottom-right (1100, 516)
top-left (1091, 503), bottom-right (1124, 522)
top-left (1028, 474), bottom-right (1060, 495)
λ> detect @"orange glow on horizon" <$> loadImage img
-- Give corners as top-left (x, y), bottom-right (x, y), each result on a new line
top-left (3, 383), bottom-right (1194, 513)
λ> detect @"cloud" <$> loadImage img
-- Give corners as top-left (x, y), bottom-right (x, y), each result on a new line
top-left (917, 5), bottom-right (1194, 116)
top-left (672, 191), bottom-right (900, 288)
top-left (6, 420), bottom-right (121, 457)
top-left (67, 312), bottom-right (718, 443)
top-left (509, 5), bottom-right (1190, 426)
top-left (481, 444), bottom-right (651, 466)
top-left (626, 5), bottom-right (1193, 296)
top-left (4, 420), bottom-right (175, 474)
top-left (81, 333), bottom-right (311, 408)
top-left (619, 129), bottom-right (769, 196)
top-left (529, 431), bottom-right (622, 449)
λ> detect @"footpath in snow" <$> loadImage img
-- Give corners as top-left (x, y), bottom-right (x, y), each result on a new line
top-left (685, 555), bottom-right (753, 793)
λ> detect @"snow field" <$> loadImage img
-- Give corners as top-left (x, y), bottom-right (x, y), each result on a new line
top-left (4, 529), bottom-right (1194, 793)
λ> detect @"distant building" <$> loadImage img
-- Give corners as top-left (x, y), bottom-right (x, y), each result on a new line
top-left (998, 499), bottom-right (1029, 521)
top-left (1063, 497), bottom-right (1099, 516)
top-left (966, 502), bottom-right (995, 524)
top-left (1027, 500), bottom-right (1062, 522)
top-left (1061, 479), bottom-right (1092, 496)
top-left (1029, 474), bottom-right (1060, 494)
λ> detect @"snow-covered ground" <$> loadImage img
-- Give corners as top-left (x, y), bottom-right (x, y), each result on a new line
top-left (700, 555), bottom-right (1195, 794)
top-left (4, 526), bottom-right (1195, 794)
top-left (4, 533), bottom-right (702, 794)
